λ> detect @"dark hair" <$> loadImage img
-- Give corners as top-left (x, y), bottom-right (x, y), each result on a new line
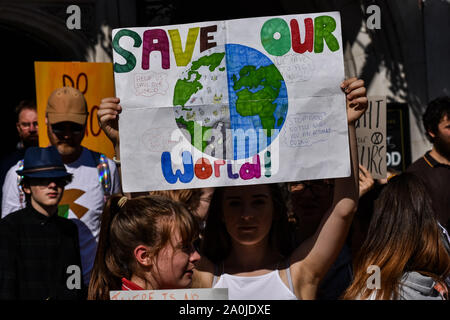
top-left (343, 173), bottom-right (450, 300)
top-left (201, 183), bottom-right (294, 264)
top-left (87, 194), bottom-right (199, 300)
top-left (15, 100), bottom-right (37, 121)
top-left (422, 96), bottom-right (450, 143)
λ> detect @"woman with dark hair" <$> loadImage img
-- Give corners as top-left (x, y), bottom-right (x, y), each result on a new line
top-left (191, 78), bottom-right (368, 299)
top-left (87, 194), bottom-right (200, 300)
top-left (342, 173), bottom-right (450, 300)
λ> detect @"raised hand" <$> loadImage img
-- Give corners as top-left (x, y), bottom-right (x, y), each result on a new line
top-left (359, 164), bottom-right (375, 198)
top-left (341, 78), bottom-right (368, 124)
top-left (98, 97), bottom-right (122, 147)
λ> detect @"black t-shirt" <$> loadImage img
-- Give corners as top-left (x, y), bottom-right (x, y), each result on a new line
top-left (407, 151), bottom-right (450, 231)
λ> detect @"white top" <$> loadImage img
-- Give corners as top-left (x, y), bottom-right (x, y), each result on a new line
top-left (212, 267), bottom-right (298, 300)
top-left (1, 147), bottom-right (121, 285)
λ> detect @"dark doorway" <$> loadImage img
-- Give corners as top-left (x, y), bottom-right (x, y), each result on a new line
top-left (0, 23), bottom-right (63, 159)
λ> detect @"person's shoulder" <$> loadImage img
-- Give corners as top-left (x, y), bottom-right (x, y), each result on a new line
top-left (0, 208), bottom-right (28, 230)
top-left (0, 150), bottom-right (23, 174)
top-left (406, 154), bottom-right (428, 172)
top-left (85, 148), bottom-right (117, 169)
top-left (193, 256), bottom-right (215, 288)
top-left (4, 159), bottom-right (23, 175)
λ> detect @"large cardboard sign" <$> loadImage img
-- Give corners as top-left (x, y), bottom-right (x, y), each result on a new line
top-left (355, 96), bottom-right (387, 179)
top-left (113, 12), bottom-right (349, 192)
top-left (35, 62), bottom-right (115, 158)
top-left (110, 288), bottom-right (228, 300)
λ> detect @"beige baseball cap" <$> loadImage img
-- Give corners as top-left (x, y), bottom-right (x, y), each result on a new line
top-left (46, 87), bottom-right (88, 125)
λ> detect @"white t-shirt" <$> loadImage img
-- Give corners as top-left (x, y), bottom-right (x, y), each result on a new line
top-left (1, 147), bottom-right (121, 285)
top-left (213, 269), bottom-right (298, 300)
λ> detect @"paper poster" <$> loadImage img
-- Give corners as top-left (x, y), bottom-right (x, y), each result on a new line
top-left (35, 61), bottom-right (115, 158)
top-left (110, 288), bottom-right (228, 300)
top-left (355, 96), bottom-right (387, 179)
top-left (113, 12), bottom-right (349, 192)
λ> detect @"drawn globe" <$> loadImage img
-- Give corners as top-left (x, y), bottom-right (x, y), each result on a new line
top-left (173, 44), bottom-right (288, 160)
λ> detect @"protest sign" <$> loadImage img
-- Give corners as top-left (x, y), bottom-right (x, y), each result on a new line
top-left (113, 12), bottom-right (349, 192)
top-left (110, 288), bottom-right (228, 300)
top-left (355, 96), bottom-right (386, 179)
top-left (35, 61), bottom-right (115, 158)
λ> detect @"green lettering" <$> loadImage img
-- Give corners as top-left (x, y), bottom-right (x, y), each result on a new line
top-left (112, 29), bottom-right (142, 73)
top-left (260, 18), bottom-right (291, 56)
top-left (314, 16), bottom-right (339, 53)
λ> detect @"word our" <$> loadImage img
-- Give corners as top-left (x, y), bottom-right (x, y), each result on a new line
top-left (112, 15), bottom-right (340, 73)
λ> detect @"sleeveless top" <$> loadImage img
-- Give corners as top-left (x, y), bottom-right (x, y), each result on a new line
top-left (212, 263), bottom-right (298, 300)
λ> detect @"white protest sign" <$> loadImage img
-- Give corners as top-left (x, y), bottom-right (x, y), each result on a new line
top-left (113, 12), bottom-right (349, 192)
top-left (110, 288), bottom-right (228, 300)
top-left (355, 96), bottom-right (387, 179)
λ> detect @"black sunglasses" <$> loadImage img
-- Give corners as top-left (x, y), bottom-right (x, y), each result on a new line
top-left (51, 123), bottom-right (84, 135)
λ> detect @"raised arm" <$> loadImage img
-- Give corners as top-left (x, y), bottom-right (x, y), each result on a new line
top-left (290, 78), bottom-right (367, 299)
top-left (98, 97), bottom-right (122, 157)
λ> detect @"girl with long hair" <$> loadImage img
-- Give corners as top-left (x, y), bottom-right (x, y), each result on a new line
top-left (191, 78), bottom-right (367, 299)
top-left (87, 194), bottom-right (200, 300)
top-left (98, 77), bottom-right (368, 300)
top-left (342, 173), bottom-right (450, 300)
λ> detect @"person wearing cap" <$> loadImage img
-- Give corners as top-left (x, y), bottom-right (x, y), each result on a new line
top-left (1, 87), bottom-right (121, 288)
top-left (0, 146), bottom-right (84, 300)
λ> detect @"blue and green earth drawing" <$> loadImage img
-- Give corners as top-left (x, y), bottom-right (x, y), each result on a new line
top-left (173, 44), bottom-right (288, 160)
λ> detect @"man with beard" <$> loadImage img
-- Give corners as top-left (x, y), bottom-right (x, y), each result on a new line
top-left (407, 96), bottom-right (450, 232)
top-left (1, 87), bottom-right (121, 289)
top-left (0, 101), bottom-right (39, 217)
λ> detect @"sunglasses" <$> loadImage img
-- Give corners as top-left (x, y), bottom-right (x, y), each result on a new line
top-left (29, 177), bottom-right (69, 187)
top-left (51, 123), bottom-right (84, 135)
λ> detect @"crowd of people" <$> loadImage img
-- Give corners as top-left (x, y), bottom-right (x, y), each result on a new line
top-left (0, 78), bottom-right (449, 300)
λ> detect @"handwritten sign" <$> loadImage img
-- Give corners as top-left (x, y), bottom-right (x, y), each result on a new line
top-left (355, 96), bottom-right (386, 179)
top-left (110, 288), bottom-right (228, 300)
top-left (35, 62), bottom-right (115, 158)
top-left (113, 12), bottom-right (349, 192)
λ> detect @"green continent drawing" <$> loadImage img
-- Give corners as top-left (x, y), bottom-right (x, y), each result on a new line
top-left (232, 64), bottom-right (283, 136)
top-left (173, 52), bottom-right (227, 153)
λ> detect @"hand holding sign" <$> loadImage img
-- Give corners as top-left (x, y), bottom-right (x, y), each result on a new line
top-left (342, 78), bottom-right (368, 124)
top-left (98, 97), bottom-right (122, 148)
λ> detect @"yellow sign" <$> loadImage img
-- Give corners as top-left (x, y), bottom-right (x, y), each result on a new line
top-left (34, 61), bottom-right (115, 158)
